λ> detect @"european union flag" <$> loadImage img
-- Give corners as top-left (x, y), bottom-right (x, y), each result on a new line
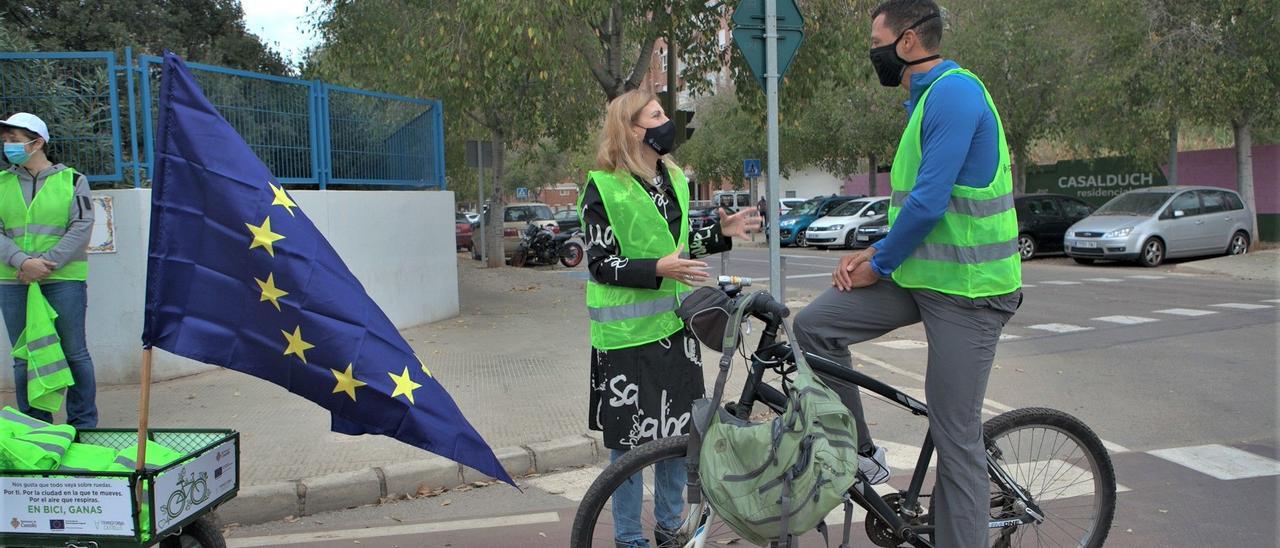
top-left (142, 52), bottom-right (512, 485)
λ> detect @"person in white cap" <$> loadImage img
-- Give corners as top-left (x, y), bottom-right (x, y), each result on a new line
top-left (0, 112), bottom-right (98, 427)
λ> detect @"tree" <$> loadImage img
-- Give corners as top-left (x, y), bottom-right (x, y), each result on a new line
top-left (1, 0), bottom-right (290, 74)
top-left (1146, 0), bottom-right (1279, 239)
top-left (946, 0), bottom-right (1078, 194)
top-left (310, 0), bottom-right (600, 266)
top-left (678, 91), bottom-right (764, 189)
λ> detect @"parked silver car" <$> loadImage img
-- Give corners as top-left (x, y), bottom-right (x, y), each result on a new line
top-left (1064, 186), bottom-right (1253, 267)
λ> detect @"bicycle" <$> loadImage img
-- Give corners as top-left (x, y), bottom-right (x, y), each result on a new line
top-left (161, 469), bottom-right (211, 521)
top-left (570, 278), bottom-right (1116, 547)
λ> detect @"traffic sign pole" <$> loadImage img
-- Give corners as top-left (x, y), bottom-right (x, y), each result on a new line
top-left (766, 0), bottom-right (782, 301)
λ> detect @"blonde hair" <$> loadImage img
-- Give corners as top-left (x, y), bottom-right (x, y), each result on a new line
top-left (595, 89), bottom-right (675, 181)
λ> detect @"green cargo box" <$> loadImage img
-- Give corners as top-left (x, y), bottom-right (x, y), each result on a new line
top-left (0, 429), bottom-right (239, 547)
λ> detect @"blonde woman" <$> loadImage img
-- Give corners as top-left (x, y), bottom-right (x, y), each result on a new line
top-left (580, 89), bottom-right (759, 547)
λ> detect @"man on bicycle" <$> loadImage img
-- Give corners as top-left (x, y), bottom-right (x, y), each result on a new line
top-left (792, 1), bottom-right (1022, 545)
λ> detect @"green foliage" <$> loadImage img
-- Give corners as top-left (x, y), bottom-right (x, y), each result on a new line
top-left (1, 0), bottom-right (290, 75)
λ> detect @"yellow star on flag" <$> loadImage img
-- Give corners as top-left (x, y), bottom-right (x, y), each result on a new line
top-left (246, 216), bottom-right (285, 257)
top-left (331, 363), bottom-right (367, 401)
top-left (281, 326), bottom-right (315, 363)
top-left (388, 366), bottom-right (422, 405)
top-left (269, 182), bottom-right (299, 217)
top-left (254, 273), bottom-right (289, 311)
top-left (416, 354), bottom-right (433, 378)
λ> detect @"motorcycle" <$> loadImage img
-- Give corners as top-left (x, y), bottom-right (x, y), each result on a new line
top-left (510, 223), bottom-right (585, 268)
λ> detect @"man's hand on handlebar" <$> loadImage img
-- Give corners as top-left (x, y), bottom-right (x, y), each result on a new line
top-left (833, 248), bottom-right (879, 292)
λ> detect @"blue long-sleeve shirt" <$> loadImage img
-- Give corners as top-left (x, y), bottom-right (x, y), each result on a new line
top-left (871, 60), bottom-right (1001, 277)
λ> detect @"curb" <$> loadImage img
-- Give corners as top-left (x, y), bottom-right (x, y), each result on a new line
top-left (216, 432), bottom-right (606, 526)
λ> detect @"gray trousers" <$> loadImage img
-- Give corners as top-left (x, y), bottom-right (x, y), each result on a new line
top-left (792, 279), bottom-right (1021, 547)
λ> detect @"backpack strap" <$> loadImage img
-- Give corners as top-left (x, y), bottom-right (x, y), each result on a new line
top-left (778, 468), bottom-right (795, 548)
top-left (688, 292), bottom-right (758, 506)
top-left (839, 493), bottom-right (854, 548)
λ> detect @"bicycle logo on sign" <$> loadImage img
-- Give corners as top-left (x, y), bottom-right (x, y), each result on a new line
top-left (160, 469), bottom-right (210, 521)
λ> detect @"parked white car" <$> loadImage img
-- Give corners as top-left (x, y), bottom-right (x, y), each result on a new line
top-left (1064, 186), bottom-right (1253, 267)
top-left (779, 197), bottom-right (808, 215)
top-left (804, 197), bottom-right (891, 249)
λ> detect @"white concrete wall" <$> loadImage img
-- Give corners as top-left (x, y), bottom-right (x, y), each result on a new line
top-left (780, 168), bottom-right (846, 200)
top-left (0, 189), bottom-right (460, 388)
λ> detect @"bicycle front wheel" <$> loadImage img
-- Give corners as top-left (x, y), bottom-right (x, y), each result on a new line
top-left (570, 435), bottom-right (745, 548)
top-left (983, 407), bottom-right (1117, 548)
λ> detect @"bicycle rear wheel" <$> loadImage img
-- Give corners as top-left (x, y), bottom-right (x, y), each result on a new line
top-left (981, 408), bottom-right (1116, 548)
top-left (570, 435), bottom-right (745, 548)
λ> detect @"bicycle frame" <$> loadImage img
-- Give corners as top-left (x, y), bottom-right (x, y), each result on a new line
top-left (708, 304), bottom-right (1044, 548)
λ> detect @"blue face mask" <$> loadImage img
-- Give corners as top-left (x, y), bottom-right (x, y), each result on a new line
top-left (4, 141), bottom-right (33, 166)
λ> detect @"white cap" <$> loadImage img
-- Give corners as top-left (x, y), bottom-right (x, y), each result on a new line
top-left (0, 113), bottom-right (50, 142)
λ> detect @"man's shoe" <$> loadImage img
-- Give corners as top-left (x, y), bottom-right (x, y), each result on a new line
top-left (859, 445), bottom-right (891, 485)
top-left (655, 526), bottom-right (682, 548)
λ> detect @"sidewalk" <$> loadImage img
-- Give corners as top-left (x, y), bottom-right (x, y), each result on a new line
top-left (1174, 247), bottom-right (1279, 282)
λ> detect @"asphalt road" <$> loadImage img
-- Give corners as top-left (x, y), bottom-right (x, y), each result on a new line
top-left (226, 247), bottom-right (1278, 548)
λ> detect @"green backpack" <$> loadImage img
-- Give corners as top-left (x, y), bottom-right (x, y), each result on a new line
top-left (688, 291), bottom-right (860, 547)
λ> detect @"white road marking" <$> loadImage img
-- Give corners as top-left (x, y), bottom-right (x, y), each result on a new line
top-left (1021, 283), bottom-right (1037, 288)
top-left (1102, 440), bottom-right (1131, 454)
top-left (1210, 302), bottom-right (1273, 310)
top-left (1093, 315), bottom-right (1159, 325)
top-left (1262, 299), bottom-right (1280, 303)
top-left (1126, 275), bottom-right (1166, 280)
top-left (1027, 323), bottom-right (1093, 333)
top-left (850, 353), bottom-right (1131, 475)
top-left (853, 351), bottom-right (925, 383)
top-left (226, 512), bottom-right (562, 547)
top-left (999, 333), bottom-right (1023, 341)
top-left (1148, 444), bottom-right (1280, 480)
top-left (1082, 277), bottom-right (1125, 282)
top-left (1154, 308), bottom-right (1217, 317)
top-left (1039, 280), bottom-right (1082, 285)
top-left (873, 339), bottom-right (929, 350)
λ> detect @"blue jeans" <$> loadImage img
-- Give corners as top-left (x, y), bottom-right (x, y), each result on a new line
top-left (0, 281), bottom-right (98, 428)
top-left (610, 448), bottom-right (686, 547)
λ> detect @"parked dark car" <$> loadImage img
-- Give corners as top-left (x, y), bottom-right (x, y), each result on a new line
top-left (553, 209), bottom-right (581, 233)
top-left (850, 215), bottom-right (889, 248)
top-left (1015, 194), bottom-right (1094, 259)
top-left (689, 206), bottom-right (735, 231)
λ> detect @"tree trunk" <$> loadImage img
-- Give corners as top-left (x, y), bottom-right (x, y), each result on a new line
top-left (1167, 119), bottom-right (1178, 186)
top-left (868, 154), bottom-right (877, 196)
top-left (1011, 145), bottom-right (1029, 195)
top-left (1233, 119), bottom-right (1260, 242)
top-left (486, 130), bottom-right (508, 268)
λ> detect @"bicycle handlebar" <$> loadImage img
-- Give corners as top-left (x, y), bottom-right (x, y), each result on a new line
top-left (748, 291), bottom-right (790, 320)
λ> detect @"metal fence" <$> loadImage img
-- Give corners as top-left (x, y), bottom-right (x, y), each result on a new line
top-left (0, 49), bottom-right (445, 189)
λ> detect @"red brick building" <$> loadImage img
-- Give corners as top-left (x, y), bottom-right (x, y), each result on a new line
top-left (534, 183), bottom-right (581, 213)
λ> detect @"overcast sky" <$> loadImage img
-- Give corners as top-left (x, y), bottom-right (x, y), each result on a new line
top-left (241, 0), bottom-right (319, 65)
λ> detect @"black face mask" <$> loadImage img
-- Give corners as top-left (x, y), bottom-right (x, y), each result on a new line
top-left (868, 13), bottom-right (941, 87)
top-left (640, 119), bottom-right (678, 155)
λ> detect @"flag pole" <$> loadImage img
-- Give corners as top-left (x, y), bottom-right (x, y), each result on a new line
top-left (134, 347), bottom-right (153, 506)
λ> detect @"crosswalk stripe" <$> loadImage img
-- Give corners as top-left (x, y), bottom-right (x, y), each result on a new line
top-left (1028, 323), bottom-right (1093, 333)
top-left (1148, 444), bottom-right (1280, 480)
top-left (1126, 275), bottom-right (1166, 280)
top-left (1039, 280), bottom-right (1082, 285)
top-left (1102, 440), bottom-right (1131, 454)
top-left (873, 339), bottom-right (929, 350)
top-left (1210, 302), bottom-right (1273, 310)
top-left (1093, 315), bottom-right (1159, 325)
top-left (1154, 308), bottom-right (1217, 317)
top-left (1082, 277), bottom-right (1124, 282)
